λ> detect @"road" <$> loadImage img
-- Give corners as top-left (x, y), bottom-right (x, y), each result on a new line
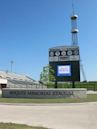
top-left (0, 102), bottom-right (97, 129)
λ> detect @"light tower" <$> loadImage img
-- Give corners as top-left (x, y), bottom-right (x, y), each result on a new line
top-left (71, 0), bottom-right (87, 81)
top-left (71, 0), bottom-right (79, 45)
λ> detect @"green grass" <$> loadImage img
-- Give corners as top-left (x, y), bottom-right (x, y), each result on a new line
top-left (0, 123), bottom-right (48, 129)
top-left (0, 94), bottom-right (97, 103)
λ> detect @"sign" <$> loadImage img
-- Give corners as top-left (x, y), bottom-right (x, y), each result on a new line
top-left (49, 46), bottom-right (80, 62)
top-left (2, 88), bottom-right (87, 99)
top-left (49, 45), bottom-right (80, 82)
top-left (57, 65), bottom-right (71, 76)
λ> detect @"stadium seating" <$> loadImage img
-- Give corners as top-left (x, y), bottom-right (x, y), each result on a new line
top-left (0, 71), bottom-right (46, 89)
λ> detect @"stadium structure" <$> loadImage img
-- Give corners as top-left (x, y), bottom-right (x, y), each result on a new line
top-left (0, 70), bottom-right (46, 89)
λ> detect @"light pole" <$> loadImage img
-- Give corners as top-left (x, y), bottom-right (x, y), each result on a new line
top-left (10, 60), bottom-right (14, 72)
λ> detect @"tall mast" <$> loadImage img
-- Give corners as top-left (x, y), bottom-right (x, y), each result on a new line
top-left (71, 0), bottom-right (79, 45)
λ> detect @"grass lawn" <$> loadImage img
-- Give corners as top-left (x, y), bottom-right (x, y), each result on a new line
top-left (0, 123), bottom-right (48, 129)
top-left (0, 94), bottom-right (97, 103)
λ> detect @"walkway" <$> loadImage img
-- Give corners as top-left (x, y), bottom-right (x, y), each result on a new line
top-left (0, 102), bottom-right (97, 129)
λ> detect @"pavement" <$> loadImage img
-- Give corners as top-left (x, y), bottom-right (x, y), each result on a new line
top-left (0, 102), bottom-right (97, 129)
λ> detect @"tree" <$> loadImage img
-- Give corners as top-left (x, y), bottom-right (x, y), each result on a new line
top-left (40, 64), bottom-right (55, 86)
top-left (49, 65), bottom-right (56, 82)
top-left (40, 65), bottom-right (49, 84)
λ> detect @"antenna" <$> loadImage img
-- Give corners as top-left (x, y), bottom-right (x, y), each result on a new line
top-left (72, 0), bottom-right (75, 15)
top-left (71, 0), bottom-right (79, 45)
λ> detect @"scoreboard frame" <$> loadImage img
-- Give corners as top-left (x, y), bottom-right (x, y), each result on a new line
top-left (49, 46), bottom-right (80, 82)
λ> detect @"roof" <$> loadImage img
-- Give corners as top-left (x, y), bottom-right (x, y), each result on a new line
top-left (49, 45), bottom-right (79, 50)
top-left (0, 70), bottom-right (37, 83)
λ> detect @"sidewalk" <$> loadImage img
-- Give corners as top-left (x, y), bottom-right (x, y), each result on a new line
top-left (0, 102), bottom-right (97, 129)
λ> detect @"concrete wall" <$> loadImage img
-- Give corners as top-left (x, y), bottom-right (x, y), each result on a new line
top-left (2, 88), bottom-right (87, 99)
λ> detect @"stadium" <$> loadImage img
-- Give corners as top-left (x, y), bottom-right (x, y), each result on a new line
top-left (0, 70), bottom-right (46, 89)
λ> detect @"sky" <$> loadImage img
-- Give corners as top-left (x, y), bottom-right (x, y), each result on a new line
top-left (0, 0), bottom-right (97, 81)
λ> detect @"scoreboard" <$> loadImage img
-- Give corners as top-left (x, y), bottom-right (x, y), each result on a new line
top-left (49, 46), bottom-right (80, 82)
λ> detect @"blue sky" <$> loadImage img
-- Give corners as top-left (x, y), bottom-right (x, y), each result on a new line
top-left (0, 0), bottom-right (97, 81)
